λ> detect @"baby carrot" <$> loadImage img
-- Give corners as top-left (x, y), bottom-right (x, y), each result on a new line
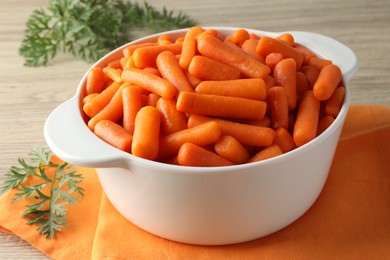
top-left (121, 67), bottom-right (177, 99)
top-left (131, 106), bottom-right (161, 160)
top-left (276, 33), bottom-right (295, 47)
top-left (156, 98), bottom-right (187, 135)
top-left (158, 121), bottom-right (221, 159)
top-left (294, 43), bottom-right (316, 66)
top-left (185, 71), bottom-right (202, 87)
top-left (187, 115), bottom-right (275, 147)
top-left (197, 34), bottom-right (270, 79)
top-left (214, 135), bottom-right (250, 164)
top-left (177, 92), bottom-right (267, 120)
top-left (300, 65), bottom-right (320, 88)
top-left (241, 39), bottom-right (265, 63)
top-left (324, 86), bottom-right (345, 117)
top-left (317, 115), bottom-right (335, 135)
top-left (188, 55), bottom-right (241, 81)
top-left (273, 127), bottom-right (296, 153)
top-left (122, 85), bottom-right (143, 134)
top-left (293, 90), bottom-right (320, 147)
top-left (248, 144), bottom-right (283, 163)
top-left (157, 34), bottom-right (172, 45)
top-left (132, 42), bottom-right (182, 68)
top-left (103, 67), bottom-right (122, 83)
top-left (122, 42), bottom-right (157, 58)
top-left (86, 67), bottom-right (106, 95)
top-left (87, 83), bottom-right (127, 130)
top-left (273, 58), bottom-right (297, 110)
top-left (156, 51), bottom-right (194, 93)
top-left (265, 52), bottom-right (284, 71)
top-left (308, 57), bottom-right (332, 70)
top-left (178, 143), bottom-right (234, 167)
top-left (83, 81), bottom-right (122, 118)
top-left (124, 55), bottom-right (136, 70)
top-left (146, 93), bottom-right (160, 107)
top-left (296, 71), bottom-right (310, 95)
top-left (94, 120), bottom-right (133, 152)
top-left (143, 67), bottom-right (162, 77)
top-left (82, 93), bottom-right (98, 106)
top-left (195, 78), bottom-right (267, 100)
top-left (107, 59), bottom-right (123, 69)
top-left (268, 86), bottom-right (289, 130)
top-left (179, 26), bottom-right (205, 70)
top-left (256, 36), bottom-right (304, 69)
top-left (225, 29), bottom-right (250, 46)
top-left (313, 64), bottom-right (342, 101)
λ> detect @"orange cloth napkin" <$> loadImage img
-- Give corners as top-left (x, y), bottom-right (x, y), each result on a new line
top-left (1, 105), bottom-right (390, 259)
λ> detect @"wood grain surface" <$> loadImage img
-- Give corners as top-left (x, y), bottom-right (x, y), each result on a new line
top-left (0, 0), bottom-right (389, 258)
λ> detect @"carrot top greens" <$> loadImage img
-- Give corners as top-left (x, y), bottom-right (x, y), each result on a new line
top-left (19, 0), bottom-right (196, 66)
top-left (1, 148), bottom-right (85, 238)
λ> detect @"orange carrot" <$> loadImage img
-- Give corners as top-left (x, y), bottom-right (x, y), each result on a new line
top-left (122, 42), bottom-right (157, 58)
top-left (188, 55), bottom-right (241, 81)
top-left (240, 116), bottom-right (272, 128)
top-left (179, 26), bottom-right (205, 70)
top-left (248, 144), bottom-right (283, 163)
top-left (308, 57), bottom-right (332, 70)
top-left (276, 33), bottom-right (295, 46)
top-left (195, 78), bottom-right (267, 100)
top-left (268, 86), bottom-right (289, 129)
top-left (83, 81), bottom-right (122, 118)
top-left (265, 52), bottom-right (284, 71)
top-left (87, 83), bottom-right (127, 130)
top-left (225, 29), bottom-right (250, 46)
top-left (103, 67), bottom-right (122, 83)
top-left (178, 142), bottom-right (233, 167)
top-left (273, 58), bottom-right (297, 110)
top-left (122, 85), bottom-right (143, 134)
top-left (157, 34), bottom-right (172, 45)
top-left (187, 115), bottom-right (275, 147)
top-left (197, 34), bottom-right (270, 79)
top-left (264, 75), bottom-right (276, 91)
top-left (94, 120), bottom-right (133, 152)
top-left (185, 71), bottom-right (202, 87)
top-left (131, 106), bottom-right (161, 160)
top-left (296, 71), bottom-right (310, 95)
top-left (156, 98), bottom-right (187, 135)
top-left (256, 36), bottom-right (304, 69)
top-left (142, 67), bottom-right (162, 77)
top-left (121, 67), bottom-right (176, 99)
top-left (146, 93), bottom-right (160, 107)
top-left (300, 65), bottom-right (320, 88)
top-left (156, 51), bottom-right (194, 93)
top-left (324, 86), bottom-right (345, 117)
top-left (158, 121), bottom-right (221, 159)
top-left (241, 39), bottom-right (265, 63)
top-left (107, 59), bottom-right (123, 69)
top-left (214, 135), bottom-right (250, 164)
top-left (86, 67), bottom-right (106, 95)
top-left (273, 127), bottom-right (296, 153)
top-left (132, 42), bottom-right (182, 68)
top-left (293, 90), bottom-right (320, 147)
top-left (317, 115), bottom-right (335, 135)
top-left (82, 93), bottom-right (98, 106)
top-left (177, 92), bottom-right (267, 120)
top-left (313, 64), bottom-right (342, 101)
top-left (124, 55), bottom-right (136, 70)
top-left (294, 43), bottom-right (316, 66)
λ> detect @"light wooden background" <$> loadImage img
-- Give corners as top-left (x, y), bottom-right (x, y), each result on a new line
top-left (0, 0), bottom-right (389, 258)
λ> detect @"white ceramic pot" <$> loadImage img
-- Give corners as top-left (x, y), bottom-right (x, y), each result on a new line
top-left (44, 27), bottom-right (358, 245)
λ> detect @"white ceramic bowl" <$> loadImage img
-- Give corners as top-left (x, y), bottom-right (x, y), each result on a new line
top-left (44, 27), bottom-right (358, 245)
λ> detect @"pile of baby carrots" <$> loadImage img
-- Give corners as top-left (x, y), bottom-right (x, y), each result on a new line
top-left (82, 26), bottom-right (345, 167)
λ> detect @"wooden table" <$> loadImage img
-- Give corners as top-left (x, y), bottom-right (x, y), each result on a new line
top-left (1, 0), bottom-right (389, 258)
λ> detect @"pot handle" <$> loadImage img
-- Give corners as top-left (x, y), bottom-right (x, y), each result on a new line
top-left (44, 96), bottom-right (130, 169)
top-left (290, 31), bottom-right (358, 83)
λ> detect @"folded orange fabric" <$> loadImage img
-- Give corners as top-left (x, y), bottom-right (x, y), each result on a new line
top-left (1, 105), bottom-right (389, 259)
